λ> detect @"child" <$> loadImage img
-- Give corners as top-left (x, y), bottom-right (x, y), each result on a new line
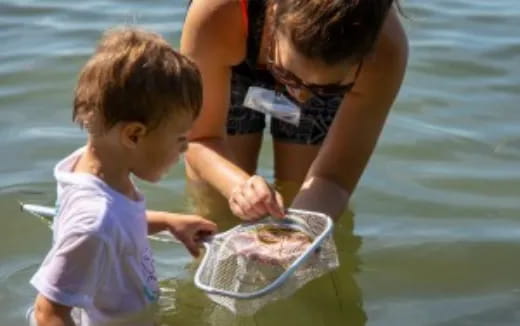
top-left (27, 27), bottom-right (217, 326)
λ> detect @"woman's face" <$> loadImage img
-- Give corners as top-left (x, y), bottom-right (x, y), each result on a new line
top-left (269, 33), bottom-right (358, 103)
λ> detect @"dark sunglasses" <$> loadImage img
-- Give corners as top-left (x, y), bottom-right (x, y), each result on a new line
top-left (266, 38), bottom-right (362, 98)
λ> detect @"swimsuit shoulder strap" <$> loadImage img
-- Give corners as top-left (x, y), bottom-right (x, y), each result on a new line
top-left (242, 0), bottom-right (267, 67)
top-left (238, 0), bottom-right (249, 34)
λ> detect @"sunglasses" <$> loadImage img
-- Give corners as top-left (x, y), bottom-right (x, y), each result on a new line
top-left (266, 38), bottom-right (361, 98)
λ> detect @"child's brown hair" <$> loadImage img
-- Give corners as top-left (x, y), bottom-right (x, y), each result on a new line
top-left (73, 27), bottom-right (202, 133)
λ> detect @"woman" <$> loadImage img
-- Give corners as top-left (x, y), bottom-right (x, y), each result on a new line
top-left (181, 0), bottom-right (408, 222)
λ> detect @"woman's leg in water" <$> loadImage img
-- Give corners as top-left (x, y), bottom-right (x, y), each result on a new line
top-left (269, 140), bottom-right (366, 326)
top-left (272, 140), bottom-right (320, 205)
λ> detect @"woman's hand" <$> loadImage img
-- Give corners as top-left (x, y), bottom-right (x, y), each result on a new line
top-left (228, 175), bottom-right (285, 221)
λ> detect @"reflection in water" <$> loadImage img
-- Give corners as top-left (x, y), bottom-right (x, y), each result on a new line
top-left (157, 181), bottom-right (366, 326)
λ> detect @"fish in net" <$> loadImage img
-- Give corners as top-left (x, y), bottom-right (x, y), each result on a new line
top-left (194, 209), bottom-right (338, 315)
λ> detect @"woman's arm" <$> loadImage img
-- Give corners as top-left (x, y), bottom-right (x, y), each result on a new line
top-left (34, 294), bottom-right (74, 326)
top-left (291, 9), bottom-right (409, 220)
top-left (181, 0), bottom-right (247, 197)
top-left (181, 0), bottom-right (284, 219)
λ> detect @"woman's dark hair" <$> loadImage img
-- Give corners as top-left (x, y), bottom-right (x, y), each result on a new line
top-left (274, 0), bottom-right (398, 64)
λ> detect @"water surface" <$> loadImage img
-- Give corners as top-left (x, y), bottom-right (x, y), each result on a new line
top-left (1, 0), bottom-right (519, 325)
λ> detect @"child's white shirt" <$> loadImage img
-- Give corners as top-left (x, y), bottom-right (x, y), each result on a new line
top-left (29, 147), bottom-right (160, 326)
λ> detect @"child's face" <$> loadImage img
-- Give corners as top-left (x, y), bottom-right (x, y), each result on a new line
top-left (131, 112), bottom-right (193, 183)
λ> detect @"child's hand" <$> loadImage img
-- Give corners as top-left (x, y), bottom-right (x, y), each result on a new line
top-left (228, 175), bottom-right (285, 221)
top-left (163, 214), bottom-right (217, 257)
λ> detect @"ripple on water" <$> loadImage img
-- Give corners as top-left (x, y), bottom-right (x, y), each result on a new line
top-left (1, 0), bottom-right (520, 325)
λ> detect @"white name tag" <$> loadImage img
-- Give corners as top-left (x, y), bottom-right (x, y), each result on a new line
top-left (243, 86), bottom-right (301, 126)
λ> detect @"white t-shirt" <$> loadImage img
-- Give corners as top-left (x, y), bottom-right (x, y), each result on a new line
top-left (29, 147), bottom-right (160, 326)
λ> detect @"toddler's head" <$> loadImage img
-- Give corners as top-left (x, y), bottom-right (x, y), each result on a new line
top-left (73, 27), bottom-right (202, 181)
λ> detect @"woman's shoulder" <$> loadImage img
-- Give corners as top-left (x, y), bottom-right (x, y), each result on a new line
top-left (377, 7), bottom-right (409, 62)
top-left (183, 0), bottom-right (247, 65)
top-left (357, 7), bottom-right (408, 82)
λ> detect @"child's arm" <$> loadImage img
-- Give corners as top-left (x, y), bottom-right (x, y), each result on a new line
top-left (33, 294), bottom-right (74, 326)
top-left (146, 211), bottom-right (217, 257)
top-left (30, 223), bottom-right (108, 326)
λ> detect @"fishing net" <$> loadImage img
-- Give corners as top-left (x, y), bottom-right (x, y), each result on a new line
top-left (194, 209), bottom-right (338, 315)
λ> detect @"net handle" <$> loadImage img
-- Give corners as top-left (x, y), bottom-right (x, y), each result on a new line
top-left (194, 208), bottom-right (334, 299)
top-left (19, 202), bottom-right (183, 244)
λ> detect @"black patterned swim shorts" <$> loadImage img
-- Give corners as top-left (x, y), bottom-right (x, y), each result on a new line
top-left (227, 72), bottom-right (343, 145)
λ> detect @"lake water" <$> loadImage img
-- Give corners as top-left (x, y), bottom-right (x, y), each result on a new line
top-left (1, 0), bottom-right (519, 325)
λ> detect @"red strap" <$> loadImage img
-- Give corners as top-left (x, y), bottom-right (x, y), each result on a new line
top-left (239, 0), bottom-right (249, 36)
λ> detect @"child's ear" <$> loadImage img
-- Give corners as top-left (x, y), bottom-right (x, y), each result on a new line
top-left (121, 122), bottom-right (147, 149)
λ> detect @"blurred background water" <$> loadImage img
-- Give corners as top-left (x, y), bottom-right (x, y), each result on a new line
top-left (0, 0), bottom-right (519, 325)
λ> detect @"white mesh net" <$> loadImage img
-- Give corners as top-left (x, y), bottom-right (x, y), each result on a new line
top-left (194, 209), bottom-right (338, 315)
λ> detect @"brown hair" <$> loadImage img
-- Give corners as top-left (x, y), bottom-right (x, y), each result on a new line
top-left (73, 27), bottom-right (202, 133)
top-left (274, 0), bottom-right (397, 65)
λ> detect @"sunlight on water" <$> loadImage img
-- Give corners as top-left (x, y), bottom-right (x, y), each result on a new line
top-left (0, 0), bottom-right (519, 325)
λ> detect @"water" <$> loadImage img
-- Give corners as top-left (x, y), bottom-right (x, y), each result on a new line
top-left (1, 0), bottom-right (519, 325)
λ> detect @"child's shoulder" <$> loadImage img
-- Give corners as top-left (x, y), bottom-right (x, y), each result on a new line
top-left (55, 187), bottom-right (120, 239)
